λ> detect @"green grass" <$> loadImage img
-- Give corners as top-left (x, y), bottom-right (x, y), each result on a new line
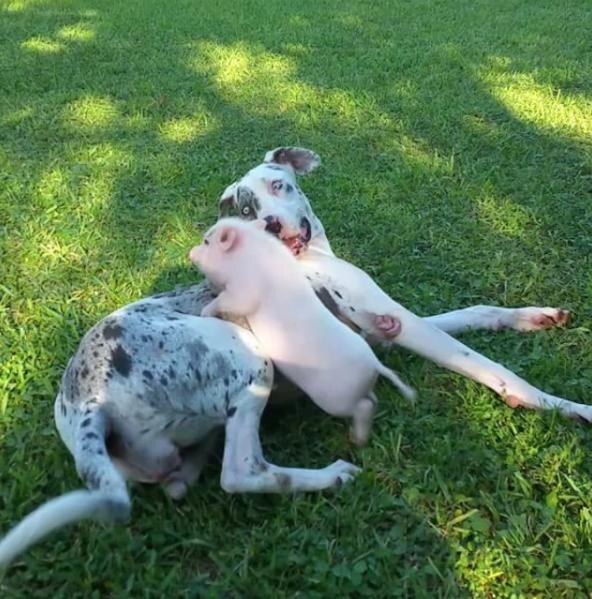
top-left (1, 0), bottom-right (592, 595)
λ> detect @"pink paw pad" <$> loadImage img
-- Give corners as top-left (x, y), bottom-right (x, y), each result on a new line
top-left (531, 309), bottom-right (570, 329)
top-left (374, 314), bottom-right (402, 338)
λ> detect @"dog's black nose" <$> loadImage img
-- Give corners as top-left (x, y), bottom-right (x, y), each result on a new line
top-left (264, 215), bottom-right (282, 236)
top-left (300, 217), bottom-right (312, 242)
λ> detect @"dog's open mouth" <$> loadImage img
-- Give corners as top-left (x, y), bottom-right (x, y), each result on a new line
top-left (264, 216), bottom-right (311, 256)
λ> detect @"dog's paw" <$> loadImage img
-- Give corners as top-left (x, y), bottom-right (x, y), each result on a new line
top-left (515, 307), bottom-right (570, 332)
top-left (164, 479), bottom-right (188, 501)
top-left (326, 459), bottom-right (361, 488)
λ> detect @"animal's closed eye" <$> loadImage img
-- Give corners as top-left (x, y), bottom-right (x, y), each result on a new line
top-left (271, 180), bottom-right (283, 192)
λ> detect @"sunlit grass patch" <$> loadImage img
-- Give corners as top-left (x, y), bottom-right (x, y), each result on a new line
top-left (480, 61), bottom-right (592, 141)
top-left (476, 192), bottom-right (533, 238)
top-left (159, 115), bottom-right (216, 143)
top-left (57, 23), bottom-right (95, 42)
top-left (21, 36), bottom-right (65, 53)
top-left (64, 95), bottom-right (120, 130)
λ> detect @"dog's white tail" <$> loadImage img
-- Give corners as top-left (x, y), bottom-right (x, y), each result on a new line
top-left (0, 490), bottom-right (128, 567)
top-left (0, 406), bottom-right (130, 568)
top-left (377, 363), bottom-right (416, 402)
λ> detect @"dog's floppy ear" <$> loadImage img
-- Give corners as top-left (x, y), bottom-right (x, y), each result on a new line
top-left (263, 147), bottom-right (320, 175)
top-left (218, 183), bottom-right (238, 218)
top-left (216, 225), bottom-right (239, 252)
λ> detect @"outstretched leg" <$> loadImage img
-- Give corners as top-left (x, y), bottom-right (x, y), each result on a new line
top-left (220, 384), bottom-right (360, 494)
top-left (301, 253), bottom-right (591, 422)
top-left (422, 305), bottom-right (570, 336)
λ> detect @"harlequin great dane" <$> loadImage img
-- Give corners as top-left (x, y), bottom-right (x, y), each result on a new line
top-left (0, 147), bottom-right (586, 568)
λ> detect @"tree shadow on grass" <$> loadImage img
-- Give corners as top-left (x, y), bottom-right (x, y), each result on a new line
top-left (1, 0), bottom-right (592, 594)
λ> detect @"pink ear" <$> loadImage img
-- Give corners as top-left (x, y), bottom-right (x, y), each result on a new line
top-left (253, 219), bottom-right (267, 231)
top-left (218, 226), bottom-right (238, 252)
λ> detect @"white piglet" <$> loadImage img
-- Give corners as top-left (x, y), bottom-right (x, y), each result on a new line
top-left (190, 218), bottom-right (415, 446)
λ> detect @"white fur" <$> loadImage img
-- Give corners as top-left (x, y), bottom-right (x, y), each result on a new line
top-left (191, 218), bottom-right (414, 443)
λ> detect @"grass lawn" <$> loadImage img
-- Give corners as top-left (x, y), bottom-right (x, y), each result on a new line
top-left (1, 0), bottom-right (592, 595)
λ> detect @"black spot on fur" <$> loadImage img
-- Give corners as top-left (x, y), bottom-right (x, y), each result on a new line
top-left (227, 406), bottom-right (237, 417)
top-left (159, 340), bottom-right (164, 349)
top-left (316, 287), bottom-right (340, 318)
top-left (141, 335), bottom-right (148, 343)
top-left (84, 432), bottom-right (99, 441)
top-left (80, 367), bottom-right (89, 379)
top-left (103, 322), bottom-right (124, 340)
top-left (93, 351), bottom-right (99, 358)
top-left (81, 418), bottom-right (92, 428)
top-left (274, 472), bottom-right (291, 491)
top-left (168, 366), bottom-right (176, 379)
top-left (166, 315), bottom-right (179, 321)
top-left (223, 377), bottom-right (229, 386)
top-left (143, 369), bottom-right (153, 380)
top-left (350, 306), bottom-right (356, 312)
top-left (134, 306), bottom-right (147, 313)
top-left (160, 376), bottom-right (168, 386)
top-left (332, 289), bottom-right (343, 299)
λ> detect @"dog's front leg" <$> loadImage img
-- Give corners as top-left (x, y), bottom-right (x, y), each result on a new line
top-left (220, 388), bottom-right (360, 494)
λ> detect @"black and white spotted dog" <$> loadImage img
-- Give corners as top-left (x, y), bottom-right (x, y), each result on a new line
top-left (0, 146), bottom-right (587, 567)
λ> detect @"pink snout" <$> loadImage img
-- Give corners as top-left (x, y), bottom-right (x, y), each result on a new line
top-left (189, 245), bottom-right (201, 264)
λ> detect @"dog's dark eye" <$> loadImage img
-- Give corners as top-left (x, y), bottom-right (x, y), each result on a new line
top-left (271, 180), bottom-right (283, 192)
top-left (242, 205), bottom-right (252, 216)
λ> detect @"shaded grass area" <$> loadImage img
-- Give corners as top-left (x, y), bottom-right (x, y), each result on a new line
top-left (1, 0), bottom-right (591, 595)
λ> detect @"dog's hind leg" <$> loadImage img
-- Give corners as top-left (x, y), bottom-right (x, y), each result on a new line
top-left (220, 383), bottom-right (360, 494)
top-left (380, 307), bottom-right (592, 422)
top-left (422, 306), bottom-right (570, 336)
top-left (301, 254), bottom-right (592, 423)
top-left (350, 394), bottom-right (377, 447)
top-left (163, 429), bottom-right (222, 500)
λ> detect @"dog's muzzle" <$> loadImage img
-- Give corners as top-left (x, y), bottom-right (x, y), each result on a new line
top-left (264, 216), bottom-right (312, 255)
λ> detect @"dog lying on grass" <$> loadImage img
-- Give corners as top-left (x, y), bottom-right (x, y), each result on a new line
top-left (0, 146), bottom-right (585, 569)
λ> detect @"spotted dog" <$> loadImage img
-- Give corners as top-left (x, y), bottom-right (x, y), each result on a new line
top-left (0, 146), bottom-right (586, 567)
top-left (0, 286), bottom-right (359, 567)
top-left (219, 146), bottom-right (589, 421)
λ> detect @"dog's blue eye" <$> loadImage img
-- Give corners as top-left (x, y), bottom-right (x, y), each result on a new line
top-left (271, 180), bottom-right (283, 192)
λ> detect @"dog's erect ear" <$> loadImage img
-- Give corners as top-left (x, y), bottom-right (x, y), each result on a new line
top-left (218, 183), bottom-right (238, 218)
top-left (217, 225), bottom-right (239, 252)
top-left (263, 147), bottom-right (320, 176)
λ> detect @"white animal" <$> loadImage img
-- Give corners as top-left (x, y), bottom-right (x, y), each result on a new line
top-left (190, 217), bottom-right (415, 446)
